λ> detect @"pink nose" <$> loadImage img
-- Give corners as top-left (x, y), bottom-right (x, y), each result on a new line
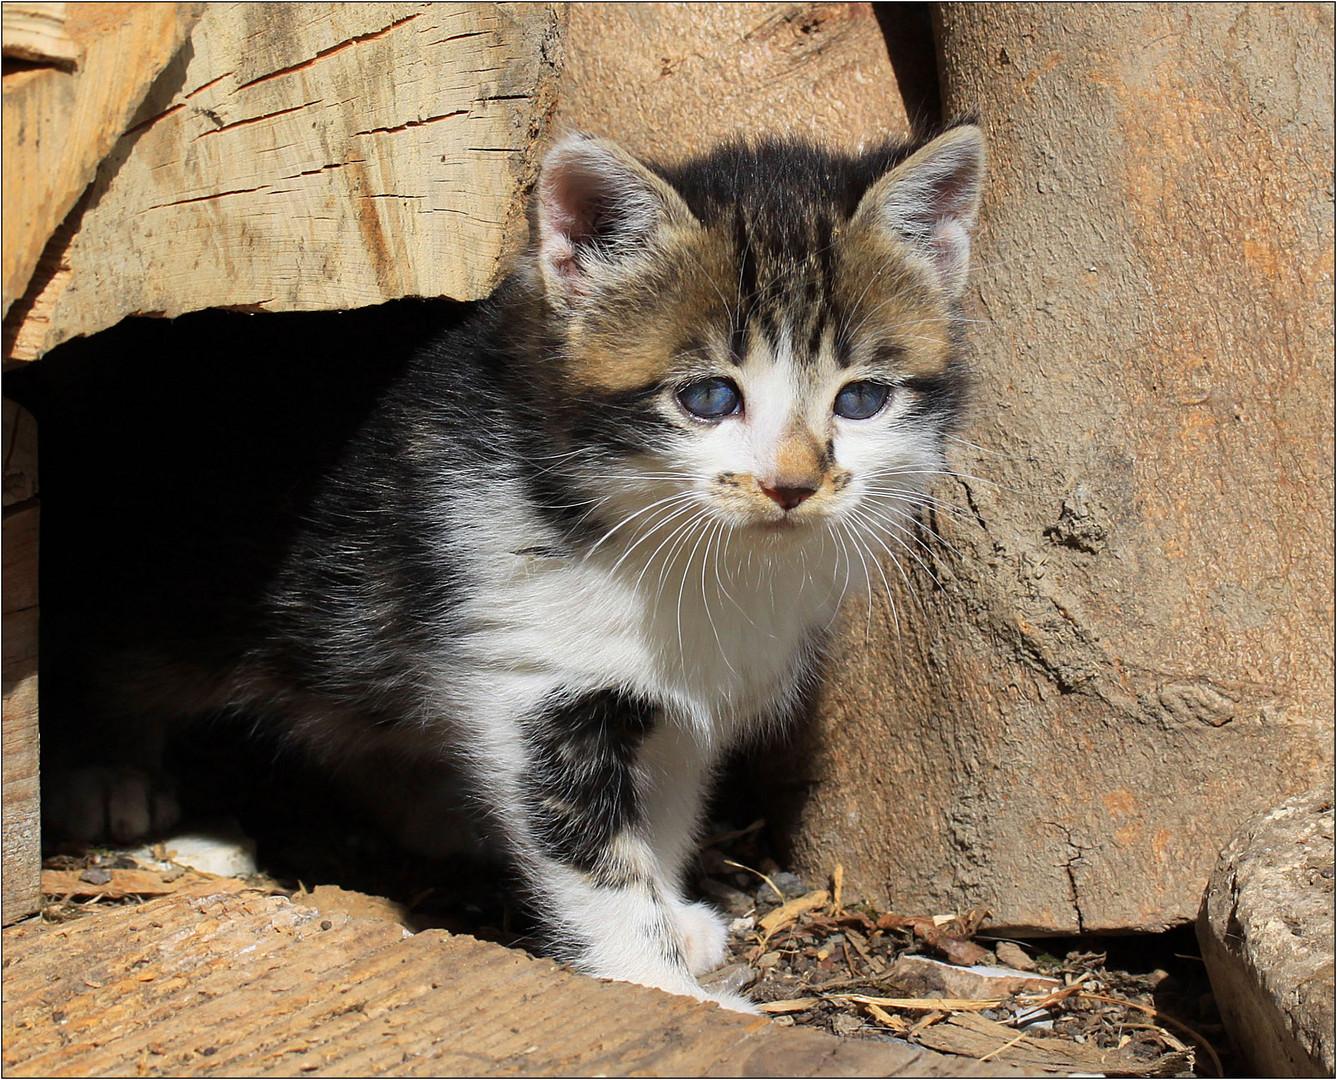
top-left (760, 483), bottom-right (816, 511)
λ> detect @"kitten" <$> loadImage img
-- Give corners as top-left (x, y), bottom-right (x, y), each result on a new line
top-left (36, 124), bottom-right (984, 1009)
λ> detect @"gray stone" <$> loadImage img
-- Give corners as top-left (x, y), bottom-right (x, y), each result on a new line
top-left (1197, 788), bottom-right (1335, 1076)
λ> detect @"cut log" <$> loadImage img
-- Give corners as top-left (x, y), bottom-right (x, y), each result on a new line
top-left (4, 2), bottom-right (563, 362)
top-left (1, 3), bottom-right (199, 317)
top-left (769, 3), bottom-right (1336, 933)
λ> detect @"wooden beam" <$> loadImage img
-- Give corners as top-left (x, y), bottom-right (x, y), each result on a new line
top-left (2, 400), bottom-right (39, 925)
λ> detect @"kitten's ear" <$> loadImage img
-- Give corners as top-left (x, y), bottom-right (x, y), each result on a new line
top-left (535, 134), bottom-right (696, 304)
top-left (853, 125), bottom-right (985, 298)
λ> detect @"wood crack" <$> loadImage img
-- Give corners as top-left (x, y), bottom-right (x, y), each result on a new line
top-left (193, 101), bottom-right (323, 139)
top-left (141, 186), bottom-right (270, 212)
top-left (232, 13), bottom-right (424, 93)
top-left (351, 111), bottom-right (468, 138)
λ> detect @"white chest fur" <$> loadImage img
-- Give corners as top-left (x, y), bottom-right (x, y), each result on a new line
top-left (449, 490), bottom-right (847, 740)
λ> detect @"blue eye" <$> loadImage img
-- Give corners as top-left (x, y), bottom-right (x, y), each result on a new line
top-left (676, 377), bottom-right (742, 420)
top-left (833, 380), bottom-right (890, 420)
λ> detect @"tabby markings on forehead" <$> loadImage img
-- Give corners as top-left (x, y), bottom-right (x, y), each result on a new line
top-left (564, 228), bottom-right (735, 393)
top-left (833, 224), bottom-right (955, 379)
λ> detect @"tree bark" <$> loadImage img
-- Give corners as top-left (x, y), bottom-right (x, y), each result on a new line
top-left (770, 3), bottom-right (1335, 933)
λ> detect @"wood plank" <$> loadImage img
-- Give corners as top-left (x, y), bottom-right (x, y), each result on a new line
top-left (5, 2), bottom-right (564, 363)
top-left (41, 867), bottom-right (216, 900)
top-left (1, 3), bottom-right (198, 316)
top-left (1, 883), bottom-right (1018, 1077)
top-left (2, 503), bottom-right (39, 926)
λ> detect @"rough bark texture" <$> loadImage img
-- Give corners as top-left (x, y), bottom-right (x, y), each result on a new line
top-left (4, 2), bottom-right (563, 362)
top-left (768, 3), bottom-right (1335, 933)
top-left (1197, 789), bottom-right (1335, 1077)
top-left (556, 2), bottom-right (923, 161)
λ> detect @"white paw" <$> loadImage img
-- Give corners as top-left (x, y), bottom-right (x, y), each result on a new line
top-left (701, 986), bottom-right (760, 1014)
top-left (673, 898), bottom-right (730, 976)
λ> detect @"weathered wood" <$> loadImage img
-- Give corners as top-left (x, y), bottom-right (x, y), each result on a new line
top-left (556, 2), bottom-right (919, 161)
top-left (1, 3), bottom-right (83, 68)
top-left (2, 399), bottom-right (38, 507)
top-left (1, 882), bottom-right (1014, 1077)
top-left (2, 494), bottom-right (39, 927)
top-left (917, 1011), bottom-right (1193, 1076)
top-left (2, 399), bottom-right (38, 926)
top-left (4, 2), bottom-right (564, 363)
top-left (41, 867), bottom-right (217, 900)
top-left (1197, 789), bottom-right (1335, 1077)
top-left (771, 3), bottom-right (1336, 933)
top-left (1, 3), bottom-right (199, 318)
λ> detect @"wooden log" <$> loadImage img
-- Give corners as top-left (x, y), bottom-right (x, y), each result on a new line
top-left (556, 2), bottom-right (921, 160)
top-left (1, 3), bottom-right (199, 317)
top-left (2, 402), bottom-right (39, 925)
top-left (770, 3), bottom-right (1336, 933)
top-left (4, 2), bottom-right (563, 363)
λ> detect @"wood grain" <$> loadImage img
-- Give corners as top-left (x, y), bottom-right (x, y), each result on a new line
top-left (1, 882), bottom-right (1014, 1077)
top-left (2, 500), bottom-right (39, 927)
top-left (557, 2), bottom-right (919, 162)
top-left (5, 2), bottom-right (563, 362)
top-left (1, 3), bottom-right (198, 316)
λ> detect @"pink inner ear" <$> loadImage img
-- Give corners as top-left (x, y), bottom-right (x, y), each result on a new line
top-left (538, 161), bottom-right (602, 289)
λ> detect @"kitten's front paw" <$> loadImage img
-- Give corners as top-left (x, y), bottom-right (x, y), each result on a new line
top-left (703, 988), bottom-right (760, 1014)
top-left (673, 898), bottom-right (730, 976)
top-left (44, 766), bottom-right (180, 844)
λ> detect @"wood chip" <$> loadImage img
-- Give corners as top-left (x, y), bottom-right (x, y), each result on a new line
top-left (861, 1001), bottom-right (908, 1033)
top-left (756, 997), bottom-right (822, 1014)
top-left (41, 868), bottom-right (213, 900)
top-left (915, 1011), bottom-right (1194, 1076)
top-left (831, 994), bottom-right (1005, 1012)
top-left (756, 889), bottom-right (829, 944)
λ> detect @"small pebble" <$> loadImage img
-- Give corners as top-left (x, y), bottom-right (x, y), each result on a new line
top-left (757, 951), bottom-right (782, 969)
top-left (831, 1013), bottom-right (863, 1036)
top-left (769, 871), bottom-right (809, 899)
top-left (728, 915), bottom-right (755, 934)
